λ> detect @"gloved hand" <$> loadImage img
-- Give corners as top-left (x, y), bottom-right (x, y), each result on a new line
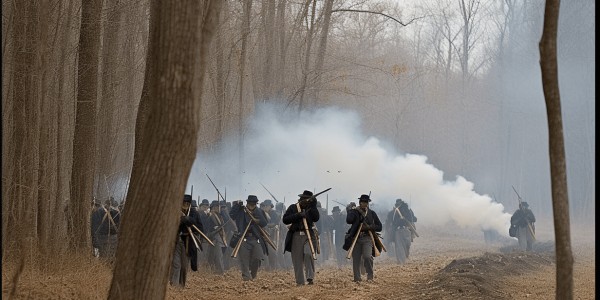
top-left (181, 216), bottom-right (193, 226)
top-left (298, 210), bottom-right (307, 218)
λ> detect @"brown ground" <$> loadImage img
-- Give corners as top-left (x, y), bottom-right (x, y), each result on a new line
top-left (3, 220), bottom-right (594, 299)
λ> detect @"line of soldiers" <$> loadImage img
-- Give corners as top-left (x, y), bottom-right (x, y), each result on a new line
top-left (169, 190), bottom-right (419, 287)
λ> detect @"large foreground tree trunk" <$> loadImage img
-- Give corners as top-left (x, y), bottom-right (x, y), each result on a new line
top-left (108, 1), bottom-right (222, 299)
top-left (539, 0), bottom-right (573, 299)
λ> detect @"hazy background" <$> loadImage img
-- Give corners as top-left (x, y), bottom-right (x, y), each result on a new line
top-left (185, 0), bottom-right (594, 239)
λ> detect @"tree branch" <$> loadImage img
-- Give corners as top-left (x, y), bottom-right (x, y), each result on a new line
top-left (331, 9), bottom-right (423, 26)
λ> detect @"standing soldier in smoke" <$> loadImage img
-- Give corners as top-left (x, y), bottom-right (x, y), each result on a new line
top-left (170, 194), bottom-right (204, 288)
top-left (260, 199), bottom-right (280, 270)
top-left (205, 200), bottom-right (227, 274)
top-left (220, 201), bottom-right (236, 271)
top-left (343, 194), bottom-right (383, 282)
top-left (386, 198), bottom-right (418, 264)
top-left (330, 206), bottom-right (347, 267)
top-left (510, 201), bottom-right (536, 251)
top-left (230, 195), bottom-right (268, 281)
top-left (283, 190), bottom-right (321, 285)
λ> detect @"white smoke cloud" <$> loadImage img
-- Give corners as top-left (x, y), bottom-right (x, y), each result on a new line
top-left (187, 103), bottom-right (512, 236)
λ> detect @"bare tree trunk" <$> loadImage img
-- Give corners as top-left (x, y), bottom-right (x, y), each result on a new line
top-left (7, 0), bottom-right (41, 261)
top-left (310, 0), bottom-right (334, 105)
top-left (96, 0), bottom-right (125, 202)
top-left (215, 0), bottom-right (229, 140)
top-left (68, 0), bottom-right (102, 254)
top-left (108, 1), bottom-right (222, 299)
top-left (297, 0), bottom-right (317, 112)
top-left (274, 0), bottom-right (287, 98)
top-left (539, 0), bottom-right (573, 298)
top-left (238, 0), bottom-right (253, 181)
top-left (36, 1), bottom-right (63, 263)
top-left (260, 0), bottom-right (276, 102)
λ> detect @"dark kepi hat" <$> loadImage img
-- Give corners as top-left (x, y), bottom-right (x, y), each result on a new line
top-left (298, 190), bottom-right (313, 199)
top-left (358, 194), bottom-right (371, 202)
top-left (261, 199), bottom-right (274, 207)
top-left (521, 202), bottom-right (529, 208)
top-left (332, 206), bottom-right (341, 212)
top-left (191, 200), bottom-right (198, 207)
top-left (210, 200), bottom-right (220, 208)
top-left (247, 195), bottom-right (259, 203)
top-left (183, 194), bottom-right (193, 203)
top-left (395, 198), bottom-right (404, 206)
top-left (200, 199), bottom-right (210, 206)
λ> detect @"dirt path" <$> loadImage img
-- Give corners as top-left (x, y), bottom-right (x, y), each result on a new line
top-left (3, 222), bottom-right (594, 299)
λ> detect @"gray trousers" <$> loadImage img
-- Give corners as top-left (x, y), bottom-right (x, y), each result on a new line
top-left (517, 225), bottom-right (534, 251)
top-left (170, 237), bottom-right (189, 287)
top-left (291, 231), bottom-right (315, 285)
top-left (351, 234), bottom-right (373, 281)
top-left (237, 237), bottom-right (264, 281)
top-left (394, 228), bottom-right (412, 264)
top-left (207, 244), bottom-right (225, 274)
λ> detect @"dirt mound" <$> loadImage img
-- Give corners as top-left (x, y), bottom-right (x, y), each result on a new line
top-left (410, 251), bottom-right (555, 299)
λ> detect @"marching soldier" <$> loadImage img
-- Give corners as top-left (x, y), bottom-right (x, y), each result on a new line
top-left (220, 201), bottom-right (236, 271)
top-left (330, 206), bottom-right (347, 267)
top-left (510, 201), bottom-right (536, 251)
top-left (386, 198), bottom-right (417, 264)
top-left (260, 199), bottom-right (281, 270)
top-left (230, 195), bottom-right (268, 281)
top-left (205, 200), bottom-right (227, 274)
top-left (282, 190), bottom-right (320, 286)
top-left (91, 197), bottom-right (120, 260)
top-left (170, 194), bottom-right (204, 288)
top-left (343, 194), bottom-right (382, 282)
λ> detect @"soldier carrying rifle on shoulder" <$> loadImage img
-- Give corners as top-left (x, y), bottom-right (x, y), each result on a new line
top-left (343, 194), bottom-right (383, 283)
top-left (283, 188), bottom-right (330, 286)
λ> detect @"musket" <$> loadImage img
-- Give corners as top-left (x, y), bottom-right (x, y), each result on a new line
top-left (394, 207), bottom-right (419, 238)
top-left (94, 205), bottom-right (119, 235)
top-left (331, 199), bottom-right (346, 206)
top-left (231, 221), bottom-right (252, 258)
top-left (308, 187), bottom-right (332, 202)
top-left (243, 207), bottom-right (278, 251)
top-left (206, 174), bottom-right (226, 201)
top-left (181, 210), bottom-right (215, 247)
top-left (297, 202), bottom-right (317, 260)
top-left (511, 185), bottom-right (536, 240)
top-left (346, 223), bottom-right (363, 259)
top-left (259, 182), bottom-right (280, 203)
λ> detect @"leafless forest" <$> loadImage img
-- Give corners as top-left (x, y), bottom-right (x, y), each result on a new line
top-left (1, 0), bottom-right (594, 299)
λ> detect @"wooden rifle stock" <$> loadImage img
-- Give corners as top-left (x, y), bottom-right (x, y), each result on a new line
top-left (231, 221), bottom-right (252, 258)
top-left (346, 223), bottom-right (363, 259)
top-left (368, 231), bottom-right (380, 257)
top-left (512, 185), bottom-right (536, 240)
top-left (394, 207), bottom-right (419, 237)
top-left (244, 207), bottom-right (278, 251)
top-left (297, 203), bottom-right (317, 260)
